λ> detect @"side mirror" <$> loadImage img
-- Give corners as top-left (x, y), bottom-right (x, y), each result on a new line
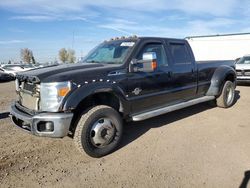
top-left (130, 52), bottom-right (158, 73)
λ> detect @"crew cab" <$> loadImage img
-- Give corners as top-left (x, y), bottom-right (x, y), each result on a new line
top-left (10, 36), bottom-right (236, 157)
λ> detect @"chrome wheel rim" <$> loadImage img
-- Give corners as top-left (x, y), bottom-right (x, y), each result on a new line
top-left (90, 118), bottom-right (116, 148)
top-left (226, 84), bottom-right (234, 105)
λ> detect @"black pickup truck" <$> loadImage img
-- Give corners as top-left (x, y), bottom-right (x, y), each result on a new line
top-left (10, 36), bottom-right (236, 157)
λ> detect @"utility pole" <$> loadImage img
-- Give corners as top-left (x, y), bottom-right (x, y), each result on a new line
top-left (72, 31), bottom-right (75, 49)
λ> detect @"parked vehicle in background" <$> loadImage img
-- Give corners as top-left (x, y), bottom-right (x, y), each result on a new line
top-left (0, 69), bottom-right (14, 81)
top-left (10, 36), bottom-right (236, 158)
top-left (1, 64), bottom-right (35, 77)
top-left (235, 57), bottom-right (241, 63)
top-left (236, 55), bottom-right (250, 81)
top-left (33, 63), bottom-right (47, 68)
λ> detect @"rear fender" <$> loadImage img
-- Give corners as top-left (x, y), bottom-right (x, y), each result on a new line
top-left (206, 65), bottom-right (236, 96)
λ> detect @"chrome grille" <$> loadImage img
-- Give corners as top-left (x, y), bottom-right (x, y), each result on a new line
top-left (19, 92), bottom-right (39, 110)
top-left (23, 82), bottom-right (36, 93)
top-left (244, 71), bottom-right (250, 76)
top-left (236, 70), bottom-right (250, 76)
top-left (236, 71), bottom-right (242, 76)
top-left (17, 81), bottom-right (40, 110)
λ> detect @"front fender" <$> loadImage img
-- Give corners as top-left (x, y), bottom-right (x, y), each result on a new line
top-left (206, 65), bottom-right (236, 96)
top-left (62, 82), bottom-right (128, 112)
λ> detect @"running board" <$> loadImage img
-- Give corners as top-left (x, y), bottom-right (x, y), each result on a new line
top-left (132, 96), bottom-right (215, 121)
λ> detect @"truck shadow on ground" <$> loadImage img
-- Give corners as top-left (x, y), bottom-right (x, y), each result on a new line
top-left (0, 112), bottom-right (10, 120)
top-left (234, 90), bottom-right (241, 104)
top-left (119, 90), bottom-right (240, 150)
top-left (239, 170), bottom-right (250, 188)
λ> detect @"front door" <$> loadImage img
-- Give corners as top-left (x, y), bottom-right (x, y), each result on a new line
top-left (126, 41), bottom-right (173, 114)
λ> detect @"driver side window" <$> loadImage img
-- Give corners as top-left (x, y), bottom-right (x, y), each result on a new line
top-left (137, 43), bottom-right (168, 67)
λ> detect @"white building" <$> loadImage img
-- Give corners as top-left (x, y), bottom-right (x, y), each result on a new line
top-left (186, 33), bottom-right (250, 61)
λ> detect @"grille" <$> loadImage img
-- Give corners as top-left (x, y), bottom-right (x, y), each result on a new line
top-left (18, 81), bottom-right (40, 110)
top-left (236, 70), bottom-right (250, 76)
top-left (23, 82), bottom-right (36, 93)
top-left (236, 71), bottom-right (242, 76)
top-left (244, 71), bottom-right (250, 76)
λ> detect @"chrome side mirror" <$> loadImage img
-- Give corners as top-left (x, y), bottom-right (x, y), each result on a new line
top-left (130, 52), bottom-right (157, 73)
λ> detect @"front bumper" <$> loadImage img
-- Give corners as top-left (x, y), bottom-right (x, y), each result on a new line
top-left (10, 103), bottom-right (73, 138)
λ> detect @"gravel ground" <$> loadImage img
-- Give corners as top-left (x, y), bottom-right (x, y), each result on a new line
top-left (0, 81), bottom-right (250, 188)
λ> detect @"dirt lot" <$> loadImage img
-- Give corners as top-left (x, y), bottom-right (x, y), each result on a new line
top-left (0, 81), bottom-right (250, 188)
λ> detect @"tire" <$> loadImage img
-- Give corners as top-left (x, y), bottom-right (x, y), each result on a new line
top-left (216, 80), bottom-right (235, 108)
top-left (74, 105), bottom-right (123, 158)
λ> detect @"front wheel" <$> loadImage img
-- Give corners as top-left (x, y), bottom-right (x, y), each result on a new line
top-left (74, 105), bottom-right (123, 158)
top-left (216, 80), bottom-right (235, 108)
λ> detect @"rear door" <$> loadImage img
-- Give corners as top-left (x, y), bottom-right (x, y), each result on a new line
top-left (166, 40), bottom-right (198, 100)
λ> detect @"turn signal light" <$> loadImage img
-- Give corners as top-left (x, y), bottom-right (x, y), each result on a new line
top-left (58, 87), bottom-right (70, 97)
top-left (151, 61), bottom-right (157, 70)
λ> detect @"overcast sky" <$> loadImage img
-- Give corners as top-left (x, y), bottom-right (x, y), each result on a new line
top-left (0, 0), bottom-right (250, 63)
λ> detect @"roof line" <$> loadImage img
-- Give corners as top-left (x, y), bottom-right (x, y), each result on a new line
top-left (186, 32), bottom-right (250, 39)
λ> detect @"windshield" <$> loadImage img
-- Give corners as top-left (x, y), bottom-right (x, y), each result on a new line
top-left (83, 40), bottom-right (136, 64)
top-left (237, 56), bottom-right (250, 64)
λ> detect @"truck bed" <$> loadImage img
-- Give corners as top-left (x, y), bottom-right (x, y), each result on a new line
top-left (197, 60), bottom-right (235, 69)
top-left (197, 60), bottom-right (235, 80)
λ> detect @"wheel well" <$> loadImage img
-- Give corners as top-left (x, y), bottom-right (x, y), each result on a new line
top-left (217, 73), bottom-right (236, 97)
top-left (225, 73), bottom-right (235, 83)
top-left (69, 92), bottom-right (122, 135)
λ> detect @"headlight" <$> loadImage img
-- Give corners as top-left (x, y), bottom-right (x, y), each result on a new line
top-left (40, 81), bottom-right (71, 112)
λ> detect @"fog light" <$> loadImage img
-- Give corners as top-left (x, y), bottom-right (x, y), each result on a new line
top-left (45, 122), bottom-right (54, 131)
top-left (37, 121), bottom-right (54, 132)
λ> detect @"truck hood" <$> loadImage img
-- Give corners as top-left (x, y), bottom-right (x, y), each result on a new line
top-left (16, 63), bottom-right (121, 84)
top-left (236, 64), bottom-right (250, 70)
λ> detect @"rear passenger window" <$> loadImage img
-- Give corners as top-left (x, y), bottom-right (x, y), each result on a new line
top-left (169, 43), bottom-right (192, 65)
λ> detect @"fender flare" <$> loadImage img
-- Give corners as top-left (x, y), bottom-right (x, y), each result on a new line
top-left (62, 82), bottom-right (129, 113)
top-left (206, 65), bottom-right (236, 96)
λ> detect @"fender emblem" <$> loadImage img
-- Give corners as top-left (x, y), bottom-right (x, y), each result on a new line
top-left (132, 88), bottom-right (142, 95)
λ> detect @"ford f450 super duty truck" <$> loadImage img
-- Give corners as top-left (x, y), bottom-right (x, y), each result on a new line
top-left (10, 36), bottom-right (236, 157)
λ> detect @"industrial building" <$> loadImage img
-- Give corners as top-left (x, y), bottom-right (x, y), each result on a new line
top-left (186, 33), bottom-right (250, 61)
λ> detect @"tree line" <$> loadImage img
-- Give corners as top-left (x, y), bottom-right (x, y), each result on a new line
top-left (20, 48), bottom-right (76, 64)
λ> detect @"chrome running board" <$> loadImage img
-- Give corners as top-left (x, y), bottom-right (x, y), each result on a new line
top-left (132, 96), bottom-right (215, 121)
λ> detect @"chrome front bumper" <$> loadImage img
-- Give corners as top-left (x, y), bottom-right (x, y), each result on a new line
top-left (10, 103), bottom-right (73, 138)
